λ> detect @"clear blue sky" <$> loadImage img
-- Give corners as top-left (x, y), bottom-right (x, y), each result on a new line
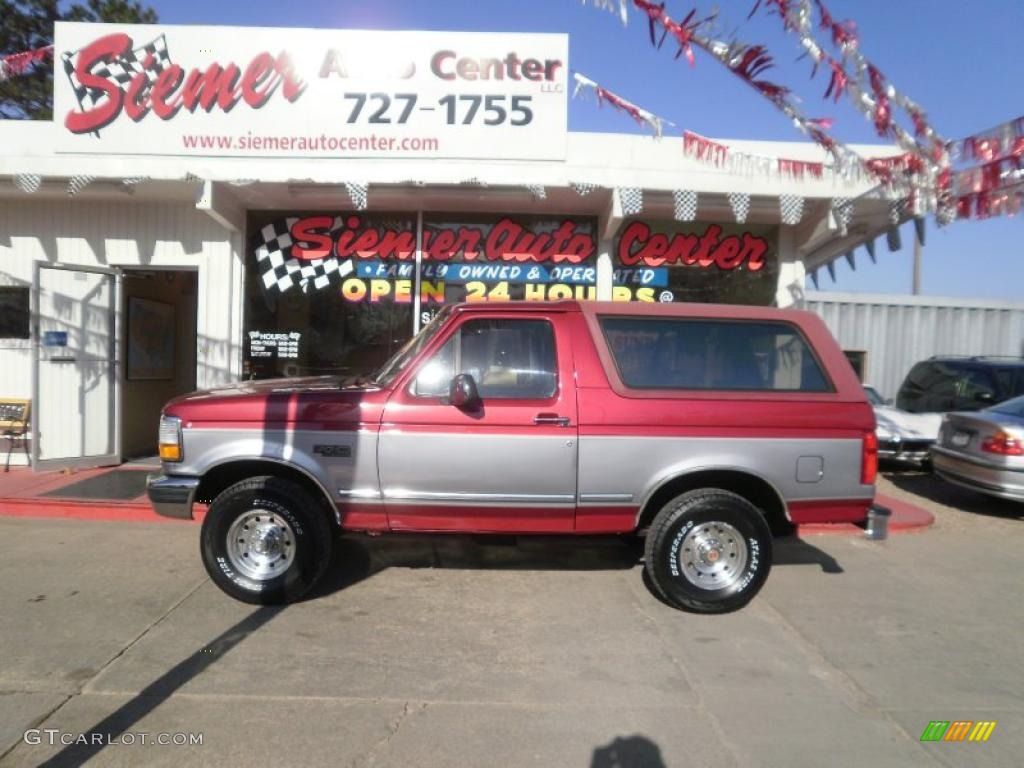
top-left (146, 0), bottom-right (1022, 301)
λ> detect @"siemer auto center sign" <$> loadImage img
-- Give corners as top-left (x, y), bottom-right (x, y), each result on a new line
top-left (53, 22), bottom-right (568, 160)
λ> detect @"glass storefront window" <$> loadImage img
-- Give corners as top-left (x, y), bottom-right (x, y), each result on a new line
top-left (244, 211), bottom-right (417, 379)
top-left (241, 211), bottom-right (777, 381)
top-left (612, 219), bottom-right (779, 305)
top-left (243, 211), bottom-right (597, 379)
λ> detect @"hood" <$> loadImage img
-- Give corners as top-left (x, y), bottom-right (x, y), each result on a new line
top-left (873, 406), bottom-right (942, 440)
top-left (163, 375), bottom-right (387, 426)
top-left (186, 375), bottom-right (378, 398)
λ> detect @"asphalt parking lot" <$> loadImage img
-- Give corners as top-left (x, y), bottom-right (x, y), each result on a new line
top-left (0, 472), bottom-right (1021, 768)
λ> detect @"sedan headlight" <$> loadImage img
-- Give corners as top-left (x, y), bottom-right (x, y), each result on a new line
top-left (158, 415), bottom-right (183, 462)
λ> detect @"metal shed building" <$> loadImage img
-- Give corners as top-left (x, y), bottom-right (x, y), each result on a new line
top-left (800, 291), bottom-right (1024, 399)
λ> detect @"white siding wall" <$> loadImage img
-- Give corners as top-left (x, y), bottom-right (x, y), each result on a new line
top-left (802, 292), bottom-right (1024, 399)
top-left (0, 198), bottom-right (241, 464)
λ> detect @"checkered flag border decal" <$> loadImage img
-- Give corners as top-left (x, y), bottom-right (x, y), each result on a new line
top-left (779, 194), bottom-right (804, 226)
top-left (832, 197), bottom-right (854, 236)
top-left (673, 189), bottom-right (698, 221)
top-left (13, 174), bottom-right (42, 194)
top-left (570, 182), bottom-right (599, 196)
top-left (62, 35), bottom-right (172, 137)
top-left (256, 217), bottom-right (355, 296)
top-left (618, 187), bottom-right (643, 216)
top-left (728, 192), bottom-right (751, 224)
top-left (889, 197), bottom-right (910, 226)
top-left (345, 182), bottom-right (368, 211)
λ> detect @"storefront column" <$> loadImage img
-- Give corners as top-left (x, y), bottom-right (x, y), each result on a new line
top-left (775, 225), bottom-right (806, 308)
top-left (596, 239), bottom-right (614, 301)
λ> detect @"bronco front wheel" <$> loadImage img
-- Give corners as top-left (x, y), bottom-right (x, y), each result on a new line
top-left (200, 476), bottom-right (333, 604)
top-left (644, 489), bottom-right (772, 614)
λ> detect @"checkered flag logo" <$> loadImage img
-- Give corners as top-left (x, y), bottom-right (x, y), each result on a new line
top-left (618, 187), bottom-right (643, 216)
top-left (779, 194), bottom-right (804, 225)
top-left (62, 35), bottom-right (172, 137)
top-left (255, 217), bottom-right (354, 296)
top-left (728, 192), bottom-right (751, 224)
top-left (673, 189), bottom-right (698, 221)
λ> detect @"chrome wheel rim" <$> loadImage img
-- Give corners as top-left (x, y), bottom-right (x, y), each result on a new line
top-left (227, 510), bottom-right (296, 581)
top-left (678, 521), bottom-right (748, 590)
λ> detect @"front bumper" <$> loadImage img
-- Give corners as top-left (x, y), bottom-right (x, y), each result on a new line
top-left (146, 474), bottom-right (200, 519)
top-left (931, 447), bottom-right (1024, 502)
top-left (878, 438), bottom-right (934, 464)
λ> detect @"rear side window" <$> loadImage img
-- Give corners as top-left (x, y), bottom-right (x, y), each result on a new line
top-left (599, 317), bottom-right (831, 392)
top-left (995, 367), bottom-right (1024, 398)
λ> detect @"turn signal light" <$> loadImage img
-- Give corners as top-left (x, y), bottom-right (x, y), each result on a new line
top-left (862, 431), bottom-right (878, 485)
top-left (159, 443), bottom-right (182, 462)
top-left (981, 431), bottom-right (1024, 456)
top-left (158, 415), bottom-right (183, 462)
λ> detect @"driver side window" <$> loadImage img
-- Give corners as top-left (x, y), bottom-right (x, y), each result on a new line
top-left (412, 318), bottom-right (557, 399)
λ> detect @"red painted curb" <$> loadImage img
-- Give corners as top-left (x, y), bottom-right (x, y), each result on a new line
top-left (797, 492), bottom-right (934, 536)
top-left (0, 497), bottom-right (196, 524)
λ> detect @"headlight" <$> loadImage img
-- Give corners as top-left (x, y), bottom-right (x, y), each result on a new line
top-left (158, 415), bottom-right (183, 462)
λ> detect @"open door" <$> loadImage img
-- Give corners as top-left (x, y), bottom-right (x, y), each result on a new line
top-left (33, 264), bottom-right (120, 470)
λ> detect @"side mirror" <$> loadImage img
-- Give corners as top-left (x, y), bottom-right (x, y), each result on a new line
top-left (884, 398), bottom-right (894, 406)
top-left (449, 373), bottom-right (481, 410)
top-left (975, 391), bottom-right (996, 403)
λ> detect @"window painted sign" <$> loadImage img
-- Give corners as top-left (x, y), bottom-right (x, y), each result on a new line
top-left (54, 22), bottom-right (568, 160)
top-left (613, 220), bottom-right (779, 305)
top-left (253, 214), bottom-right (598, 305)
top-left (251, 214), bottom-right (779, 307)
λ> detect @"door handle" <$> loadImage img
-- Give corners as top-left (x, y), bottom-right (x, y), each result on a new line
top-left (533, 413), bottom-right (571, 427)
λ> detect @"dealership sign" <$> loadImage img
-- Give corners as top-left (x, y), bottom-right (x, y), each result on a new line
top-left (53, 22), bottom-right (568, 160)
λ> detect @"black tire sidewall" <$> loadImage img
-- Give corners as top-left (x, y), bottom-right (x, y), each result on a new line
top-left (650, 494), bottom-right (772, 612)
top-left (201, 479), bottom-right (326, 604)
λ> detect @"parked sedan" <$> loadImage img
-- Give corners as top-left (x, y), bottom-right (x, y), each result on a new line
top-left (931, 395), bottom-right (1024, 502)
top-left (864, 385), bottom-right (941, 465)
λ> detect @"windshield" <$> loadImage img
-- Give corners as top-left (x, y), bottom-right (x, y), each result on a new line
top-left (373, 307), bottom-right (453, 387)
top-left (990, 394), bottom-right (1024, 418)
top-left (863, 386), bottom-right (884, 405)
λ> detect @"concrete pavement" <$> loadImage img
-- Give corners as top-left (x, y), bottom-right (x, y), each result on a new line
top-left (0, 475), bottom-right (1021, 767)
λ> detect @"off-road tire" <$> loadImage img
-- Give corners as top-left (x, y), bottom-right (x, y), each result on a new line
top-left (644, 489), bottom-right (772, 614)
top-left (200, 476), bottom-right (333, 604)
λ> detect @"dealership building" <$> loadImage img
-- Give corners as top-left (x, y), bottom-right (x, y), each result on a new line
top-left (1, 21), bottom-right (914, 470)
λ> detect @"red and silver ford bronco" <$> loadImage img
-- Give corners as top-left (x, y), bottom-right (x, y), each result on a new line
top-left (148, 301), bottom-right (877, 613)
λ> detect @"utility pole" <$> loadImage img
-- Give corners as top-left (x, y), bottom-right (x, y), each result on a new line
top-left (912, 229), bottom-right (922, 295)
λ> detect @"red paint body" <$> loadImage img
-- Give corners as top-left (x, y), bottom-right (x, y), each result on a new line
top-left (165, 301), bottom-right (876, 533)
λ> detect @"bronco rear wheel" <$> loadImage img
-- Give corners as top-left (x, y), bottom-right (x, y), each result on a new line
top-left (200, 476), bottom-right (333, 604)
top-left (644, 489), bottom-right (772, 614)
